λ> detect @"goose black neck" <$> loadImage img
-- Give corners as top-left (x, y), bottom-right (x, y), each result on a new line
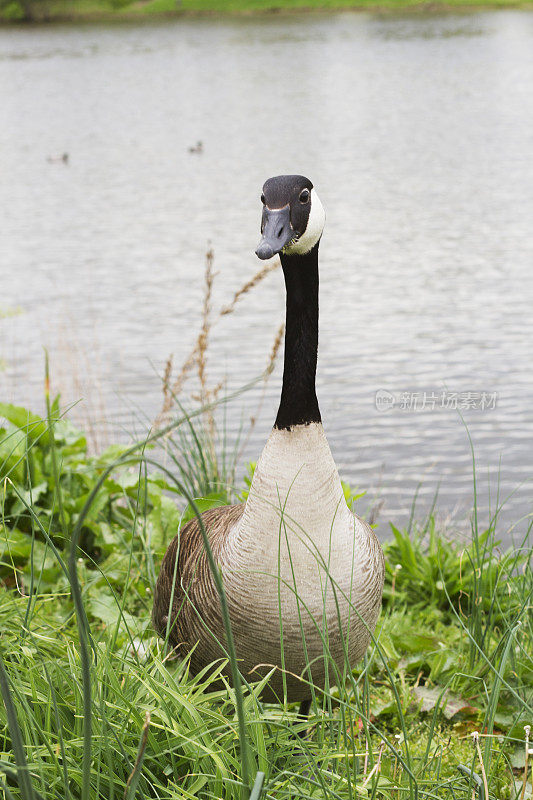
top-left (274, 243), bottom-right (321, 430)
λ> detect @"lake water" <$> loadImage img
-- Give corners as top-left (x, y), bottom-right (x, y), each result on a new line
top-left (1, 11), bottom-right (532, 541)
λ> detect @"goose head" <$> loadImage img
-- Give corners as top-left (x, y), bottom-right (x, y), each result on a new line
top-left (255, 174), bottom-right (326, 260)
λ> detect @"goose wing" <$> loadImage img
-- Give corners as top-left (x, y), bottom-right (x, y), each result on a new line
top-left (152, 503), bottom-right (244, 652)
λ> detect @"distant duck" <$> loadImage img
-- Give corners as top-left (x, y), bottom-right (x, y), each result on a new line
top-left (152, 175), bottom-right (384, 719)
top-left (188, 141), bottom-right (203, 154)
top-left (47, 153), bottom-right (69, 164)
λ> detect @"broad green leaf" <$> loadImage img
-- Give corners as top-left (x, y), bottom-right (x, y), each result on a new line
top-left (0, 403), bottom-right (50, 445)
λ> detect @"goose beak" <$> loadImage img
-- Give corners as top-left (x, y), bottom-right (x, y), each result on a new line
top-left (255, 205), bottom-right (294, 260)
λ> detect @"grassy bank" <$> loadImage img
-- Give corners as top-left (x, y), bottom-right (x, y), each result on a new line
top-left (0, 389), bottom-right (532, 799)
top-left (2, 0), bottom-right (533, 25)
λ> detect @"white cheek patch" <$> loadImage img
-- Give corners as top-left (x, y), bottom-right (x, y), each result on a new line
top-left (287, 189), bottom-right (326, 255)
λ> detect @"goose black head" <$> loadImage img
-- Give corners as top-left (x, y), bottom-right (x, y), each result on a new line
top-left (255, 174), bottom-right (326, 260)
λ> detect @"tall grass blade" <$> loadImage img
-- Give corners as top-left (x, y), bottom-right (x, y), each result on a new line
top-left (42, 363), bottom-right (95, 800)
top-left (124, 712), bottom-right (150, 800)
top-left (0, 649), bottom-right (36, 800)
top-left (248, 771), bottom-right (265, 800)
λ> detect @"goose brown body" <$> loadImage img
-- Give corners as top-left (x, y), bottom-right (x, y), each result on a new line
top-left (152, 424), bottom-right (384, 702)
top-left (152, 515), bottom-right (383, 701)
top-left (152, 503), bottom-right (245, 676)
top-left (152, 174), bottom-right (385, 704)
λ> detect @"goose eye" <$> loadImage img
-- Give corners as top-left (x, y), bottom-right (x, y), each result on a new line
top-left (261, 193), bottom-right (266, 205)
top-left (299, 189), bottom-right (310, 204)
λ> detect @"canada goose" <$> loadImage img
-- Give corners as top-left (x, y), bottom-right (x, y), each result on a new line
top-left (152, 175), bottom-right (384, 716)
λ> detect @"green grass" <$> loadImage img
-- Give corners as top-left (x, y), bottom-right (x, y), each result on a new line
top-left (118, 0), bottom-right (533, 16)
top-left (0, 389), bottom-right (532, 799)
top-left (2, 0), bottom-right (533, 25)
